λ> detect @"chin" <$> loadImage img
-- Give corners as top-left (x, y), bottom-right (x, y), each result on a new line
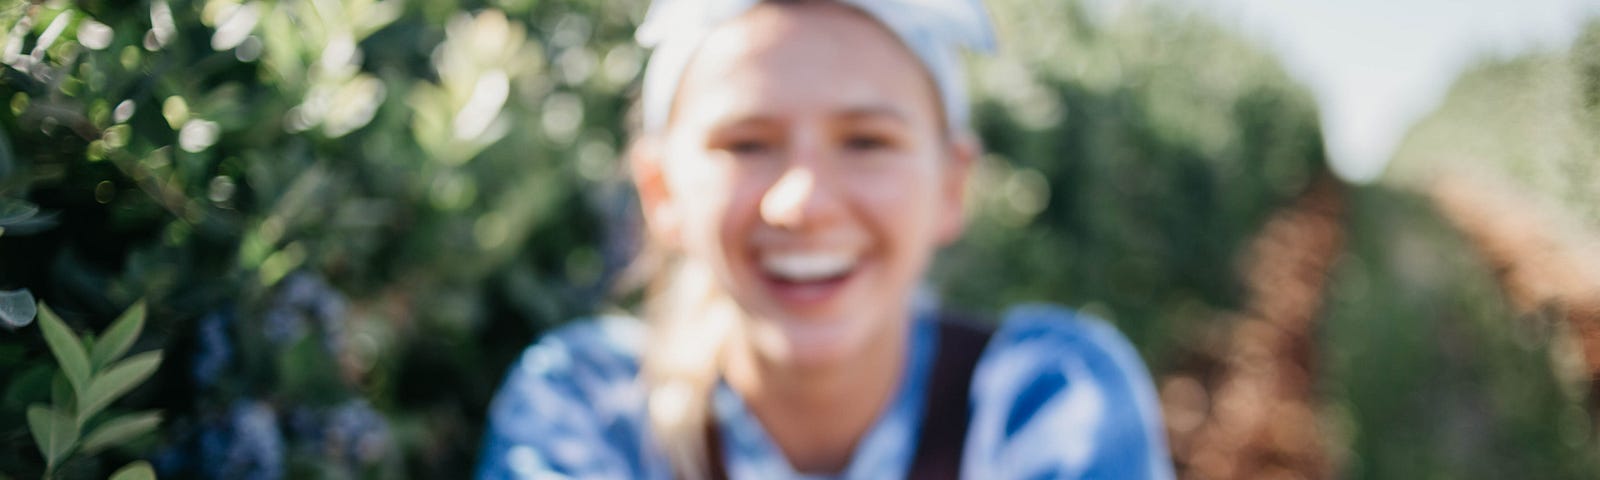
top-left (747, 312), bottom-right (874, 367)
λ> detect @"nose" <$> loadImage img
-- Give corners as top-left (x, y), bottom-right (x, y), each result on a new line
top-left (760, 162), bottom-right (842, 231)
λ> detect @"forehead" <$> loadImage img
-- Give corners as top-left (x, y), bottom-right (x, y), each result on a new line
top-left (669, 2), bottom-right (940, 127)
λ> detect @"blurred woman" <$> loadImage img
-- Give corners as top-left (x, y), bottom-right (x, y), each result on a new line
top-left (477, 0), bottom-right (1174, 478)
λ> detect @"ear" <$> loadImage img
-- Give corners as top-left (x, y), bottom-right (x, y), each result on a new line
top-left (630, 135), bottom-right (683, 249)
top-left (935, 132), bottom-right (979, 246)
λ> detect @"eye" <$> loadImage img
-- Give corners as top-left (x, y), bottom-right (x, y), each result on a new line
top-left (726, 138), bottom-right (773, 155)
top-left (843, 134), bottom-right (890, 152)
top-left (708, 127), bottom-right (779, 158)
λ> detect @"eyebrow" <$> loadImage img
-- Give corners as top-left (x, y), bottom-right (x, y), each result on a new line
top-left (836, 106), bottom-right (911, 125)
top-left (707, 105), bottom-right (913, 131)
top-left (710, 114), bottom-right (782, 131)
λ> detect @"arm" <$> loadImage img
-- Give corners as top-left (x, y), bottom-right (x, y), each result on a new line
top-left (476, 320), bottom-right (660, 480)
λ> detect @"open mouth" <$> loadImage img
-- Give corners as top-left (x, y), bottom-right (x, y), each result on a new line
top-left (756, 250), bottom-right (860, 307)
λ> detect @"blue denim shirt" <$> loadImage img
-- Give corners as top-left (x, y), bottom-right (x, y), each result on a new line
top-left (477, 304), bottom-right (1175, 479)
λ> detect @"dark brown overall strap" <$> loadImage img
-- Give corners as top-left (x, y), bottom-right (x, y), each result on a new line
top-left (700, 315), bottom-right (994, 480)
top-left (906, 316), bottom-right (993, 480)
top-left (705, 418), bottom-right (730, 480)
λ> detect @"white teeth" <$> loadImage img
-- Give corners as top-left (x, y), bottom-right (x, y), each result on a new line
top-left (760, 251), bottom-right (857, 282)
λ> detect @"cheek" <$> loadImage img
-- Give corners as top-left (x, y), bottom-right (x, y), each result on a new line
top-left (667, 158), bottom-right (767, 258)
top-left (849, 157), bottom-right (946, 254)
top-left (839, 161), bottom-right (943, 323)
top-left (662, 158), bottom-right (722, 248)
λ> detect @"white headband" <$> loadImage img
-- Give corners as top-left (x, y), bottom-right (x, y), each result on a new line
top-left (635, 0), bottom-right (997, 132)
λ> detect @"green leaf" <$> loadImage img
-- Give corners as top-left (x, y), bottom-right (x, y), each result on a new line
top-left (36, 303), bottom-right (90, 397)
top-left (108, 461), bottom-right (156, 480)
top-left (2, 364), bottom-right (52, 409)
top-left (91, 301), bottom-right (147, 369)
top-left (80, 411), bottom-right (162, 455)
top-left (26, 404), bottom-right (79, 471)
top-left (0, 288), bottom-right (35, 329)
top-left (51, 370), bottom-right (75, 412)
top-left (77, 351), bottom-right (162, 425)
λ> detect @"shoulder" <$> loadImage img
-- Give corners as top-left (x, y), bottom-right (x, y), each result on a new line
top-left (491, 316), bottom-right (649, 421)
top-left (503, 315), bottom-right (649, 385)
top-left (962, 303), bottom-right (1175, 479)
top-left (478, 316), bottom-right (664, 479)
top-left (983, 304), bottom-right (1149, 377)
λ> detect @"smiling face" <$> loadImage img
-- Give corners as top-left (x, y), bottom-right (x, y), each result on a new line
top-left (633, 1), bottom-right (974, 367)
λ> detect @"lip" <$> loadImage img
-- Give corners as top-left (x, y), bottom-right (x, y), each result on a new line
top-left (755, 260), bottom-right (861, 313)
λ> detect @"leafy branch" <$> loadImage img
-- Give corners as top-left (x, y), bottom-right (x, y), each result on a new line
top-left (26, 301), bottom-right (162, 480)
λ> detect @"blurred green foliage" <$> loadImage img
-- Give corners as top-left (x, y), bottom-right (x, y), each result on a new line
top-left (939, 0), bottom-right (1326, 365)
top-left (1, 0), bottom-right (640, 476)
top-left (1, 0), bottom-right (1595, 478)
top-left (1328, 18), bottom-right (1600, 479)
top-left (1321, 187), bottom-right (1599, 478)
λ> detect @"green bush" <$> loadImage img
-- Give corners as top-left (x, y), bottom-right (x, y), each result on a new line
top-left (941, 0), bottom-right (1326, 365)
top-left (1337, 18), bottom-right (1600, 478)
top-left (1, 0), bottom-right (637, 476)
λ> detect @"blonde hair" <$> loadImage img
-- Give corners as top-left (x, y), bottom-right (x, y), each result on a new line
top-left (638, 253), bottom-right (735, 480)
top-left (616, 104), bottom-right (732, 480)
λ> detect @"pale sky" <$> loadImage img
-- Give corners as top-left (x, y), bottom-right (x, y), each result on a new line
top-left (1157, 0), bottom-right (1600, 183)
